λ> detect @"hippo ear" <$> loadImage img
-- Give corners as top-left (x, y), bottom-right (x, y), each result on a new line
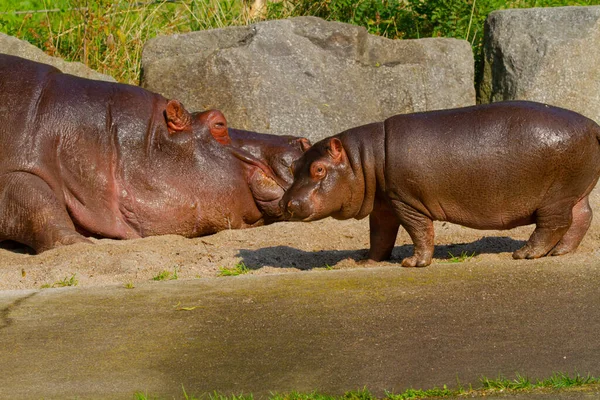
top-left (327, 137), bottom-right (344, 162)
top-left (296, 137), bottom-right (312, 152)
top-left (165, 100), bottom-right (192, 134)
top-left (204, 110), bottom-right (230, 145)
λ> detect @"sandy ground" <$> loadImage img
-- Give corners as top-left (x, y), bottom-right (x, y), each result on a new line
top-left (2, 199), bottom-right (600, 291)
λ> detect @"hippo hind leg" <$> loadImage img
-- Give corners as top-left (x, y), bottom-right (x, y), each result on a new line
top-left (550, 195), bottom-right (592, 256)
top-left (0, 172), bottom-right (91, 253)
top-left (391, 200), bottom-right (435, 267)
top-left (513, 201), bottom-right (573, 260)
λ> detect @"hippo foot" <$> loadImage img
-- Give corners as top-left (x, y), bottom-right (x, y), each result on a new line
top-left (37, 230), bottom-right (93, 253)
top-left (549, 242), bottom-right (577, 257)
top-left (512, 245), bottom-right (546, 260)
top-left (550, 248), bottom-right (571, 257)
top-left (401, 256), bottom-right (430, 268)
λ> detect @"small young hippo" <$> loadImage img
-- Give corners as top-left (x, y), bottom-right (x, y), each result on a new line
top-left (281, 101), bottom-right (600, 267)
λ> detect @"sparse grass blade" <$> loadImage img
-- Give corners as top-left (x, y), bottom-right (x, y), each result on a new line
top-left (541, 372), bottom-right (598, 388)
top-left (218, 261), bottom-right (250, 277)
top-left (446, 250), bottom-right (476, 263)
top-left (151, 266), bottom-right (179, 281)
top-left (41, 273), bottom-right (78, 288)
top-left (131, 372), bottom-right (600, 399)
top-left (151, 270), bottom-right (171, 281)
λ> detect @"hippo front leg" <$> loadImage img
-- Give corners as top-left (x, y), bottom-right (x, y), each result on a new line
top-left (0, 172), bottom-right (91, 253)
top-left (367, 197), bottom-right (400, 262)
top-left (392, 201), bottom-right (435, 268)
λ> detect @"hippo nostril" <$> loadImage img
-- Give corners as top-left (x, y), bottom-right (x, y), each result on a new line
top-left (282, 198), bottom-right (301, 218)
top-left (287, 199), bottom-right (302, 212)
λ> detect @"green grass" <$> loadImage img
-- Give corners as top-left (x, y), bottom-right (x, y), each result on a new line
top-left (131, 373), bottom-right (600, 399)
top-left (2, 0), bottom-right (600, 84)
top-left (0, 0), bottom-right (250, 83)
top-left (445, 250), bottom-right (476, 263)
top-left (151, 266), bottom-right (179, 281)
top-left (315, 263), bottom-right (335, 271)
top-left (218, 261), bottom-right (250, 277)
top-left (40, 273), bottom-right (78, 288)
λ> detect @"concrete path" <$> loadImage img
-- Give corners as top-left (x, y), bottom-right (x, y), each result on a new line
top-left (1, 259), bottom-right (600, 399)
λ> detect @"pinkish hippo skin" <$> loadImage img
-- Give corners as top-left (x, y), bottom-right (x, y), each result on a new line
top-left (0, 54), bottom-right (306, 253)
top-left (282, 101), bottom-right (600, 267)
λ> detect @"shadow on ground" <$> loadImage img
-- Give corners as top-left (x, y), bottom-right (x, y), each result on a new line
top-left (237, 236), bottom-right (526, 270)
top-left (0, 240), bottom-right (34, 254)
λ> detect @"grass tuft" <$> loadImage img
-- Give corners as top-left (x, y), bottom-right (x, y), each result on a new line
top-left (209, 392), bottom-right (254, 400)
top-left (446, 251), bottom-right (476, 263)
top-left (541, 372), bottom-right (597, 389)
top-left (41, 273), bottom-right (78, 289)
top-left (218, 261), bottom-right (250, 277)
top-left (481, 373), bottom-right (533, 391)
top-left (151, 266), bottom-right (179, 281)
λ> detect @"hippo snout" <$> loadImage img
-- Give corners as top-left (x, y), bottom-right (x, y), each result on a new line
top-left (280, 196), bottom-right (303, 220)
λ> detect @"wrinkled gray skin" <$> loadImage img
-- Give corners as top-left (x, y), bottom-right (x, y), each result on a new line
top-left (282, 101), bottom-right (600, 267)
top-left (0, 54), bottom-right (307, 253)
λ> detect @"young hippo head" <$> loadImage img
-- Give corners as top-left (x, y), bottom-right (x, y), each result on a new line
top-left (281, 137), bottom-right (362, 222)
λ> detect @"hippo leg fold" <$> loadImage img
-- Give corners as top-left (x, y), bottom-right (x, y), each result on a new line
top-left (512, 203), bottom-right (573, 260)
top-left (392, 201), bottom-right (434, 268)
top-left (550, 196), bottom-right (592, 256)
top-left (0, 172), bottom-right (91, 253)
top-left (367, 198), bottom-right (401, 262)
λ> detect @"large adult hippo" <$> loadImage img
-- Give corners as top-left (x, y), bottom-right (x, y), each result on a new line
top-left (282, 101), bottom-right (600, 267)
top-left (0, 54), bottom-right (307, 253)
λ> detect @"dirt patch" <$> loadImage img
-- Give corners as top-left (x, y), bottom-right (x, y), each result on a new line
top-left (2, 212), bottom-right (600, 291)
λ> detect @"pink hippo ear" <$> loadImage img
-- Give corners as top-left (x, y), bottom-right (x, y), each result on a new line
top-left (165, 100), bottom-right (192, 134)
top-left (200, 110), bottom-right (230, 145)
top-left (297, 137), bottom-right (312, 152)
top-left (327, 137), bottom-right (344, 162)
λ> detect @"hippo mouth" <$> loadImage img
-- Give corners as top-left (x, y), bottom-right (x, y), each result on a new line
top-left (248, 166), bottom-right (286, 218)
top-left (229, 147), bottom-right (287, 219)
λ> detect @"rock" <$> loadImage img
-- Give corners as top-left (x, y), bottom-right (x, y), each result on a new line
top-left (478, 6), bottom-right (600, 124)
top-left (141, 17), bottom-right (475, 143)
top-left (0, 32), bottom-right (115, 82)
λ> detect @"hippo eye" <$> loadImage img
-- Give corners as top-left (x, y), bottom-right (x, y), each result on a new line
top-left (311, 163), bottom-right (327, 179)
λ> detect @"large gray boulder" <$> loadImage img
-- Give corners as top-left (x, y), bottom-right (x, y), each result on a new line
top-left (142, 17), bottom-right (475, 143)
top-left (0, 33), bottom-right (115, 82)
top-left (478, 6), bottom-right (600, 124)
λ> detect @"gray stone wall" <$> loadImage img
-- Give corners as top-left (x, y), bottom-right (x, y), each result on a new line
top-left (478, 6), bottom-right (600, 124)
